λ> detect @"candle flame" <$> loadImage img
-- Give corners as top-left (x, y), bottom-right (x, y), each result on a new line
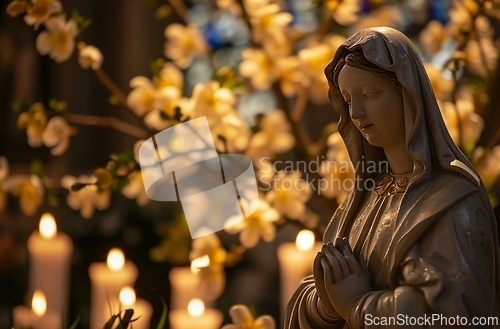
top-left (107, 248), bottom-right (125, 271)
top-left (39, 213), bottom-right (57, 239)
top-left (32, 290), bottom-right (46, 317)
top-left (119, 286), bottom-right (136, 307)
top-left (191, 255), bottom-right (210, 273)
top-left (296, 230), bottom-right (315, 251)
top-left (188, 298), bottom-right (204, 317)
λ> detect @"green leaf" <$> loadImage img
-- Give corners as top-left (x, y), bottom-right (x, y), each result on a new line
top-left (49, 98), bottom-right (67, 113)
top-left (156, 297), bottom-right (168, 329)
top-left (109, 95), bottom-right (119, 105)
top-left (81, 18), bottom-right (92, 31)
top-left (102, 314), bottom-right (119, 329)
top-left (154, 5), bottom-right (172, 20)
top-left (149, 58), bottom-right (165, 78)
top-left (12, 99), bottom-right (26, 112)
top-left (30, 159), bottom-right (44, 178)
top-left (67, 316), bottom-right (80, 329)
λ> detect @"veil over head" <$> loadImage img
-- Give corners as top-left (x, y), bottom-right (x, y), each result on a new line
top-left (323, 27), bottom-right (488, 242)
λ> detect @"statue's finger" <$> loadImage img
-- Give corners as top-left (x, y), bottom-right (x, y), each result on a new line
top-left (323, 247), bottom-right (344, 283)
top-left (328, 244), bottom-right (351, 277)
top-left (321, 258), bottom-right (335, 298)
top-left (334, 236), bottom-right (345, 250)
top-left (313, 252), bottom-right (324, 282)
top-left (356, 253), bottom-right (371, 281)
top-left (343, 245), bottom-right (361, 275)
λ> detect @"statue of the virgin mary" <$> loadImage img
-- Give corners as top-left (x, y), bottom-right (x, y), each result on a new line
top-left (283, 27), bottom-right (500, 328)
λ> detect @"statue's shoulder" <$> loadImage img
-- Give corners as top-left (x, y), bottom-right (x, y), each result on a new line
top-left (422, 169), bottom-right (481, 201)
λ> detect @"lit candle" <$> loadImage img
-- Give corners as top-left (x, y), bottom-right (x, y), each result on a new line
top-left (118, 287), bottom-right (153, 329)
top-left (12, 290), bottom-right (60, 329)
top-left (277, 230), bottom-right (322, 317)
top-left (27, 213), bottom-right (73, 325)
top-left (169, 266), bottom-right (201, 310)
top-left (89, 248), bottom-right (138, 329)
top-left (169, 298), bottom-right (222, 329)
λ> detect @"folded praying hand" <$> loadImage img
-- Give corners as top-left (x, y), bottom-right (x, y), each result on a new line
top-left (313, 237), bottom-right (373, 321)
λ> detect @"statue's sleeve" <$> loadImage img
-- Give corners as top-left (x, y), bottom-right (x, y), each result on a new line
top-left (283, 275), bottom-right (346, 329)
top-left (345, 193), bottom-right (499, 328)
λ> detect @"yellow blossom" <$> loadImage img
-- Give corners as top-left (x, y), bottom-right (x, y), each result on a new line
top-left (424, 64), bottom-right (454, 101)
top-left (182, 81), bottom-right (235, 126)
top-left (464, 37), bottom-right (498, 77)
top-left (42, 116), bottom-right (75, 155)
top-left (36, 16), bottom-right (77, 63)
top-left (419, 20), bottom-right (448, 56)
top-left (225, 199), bottom-right (279, 248)
top-left (24, 0), bottom-right (62, 29)
top-left (243, 0), bottom-right (270, 15)
top-left (211, 113), bottom-right (251, 153)
top-left (78, 45), bottom-right (103, 70)
top-left (6, 0), bottom-right (29, 17)
top-left (319, 132), bottom-right (354, 203)
top-left (276, 56), bottom-right (304, 97)
top-left (222, 304), bottom-right (275, 329)
top-left (61, 175), bottom-right (111, 219)
top-left (19, 175), bottom-right (44, 216)
top-left (473, 146), bottom-right (500, 190)
top-left (239, 48), bottom-right (279, 90)
top-left (249, 4), bottom-right (292, 46)
top-left (325, 0), bottom-right (360, 26)
top-left (303, 34), bottom-right (345, 104)
top-left (3, 174), bottom-right (44, 217)
top-left (265, 171), bottom-right (311, 220)
top-left (189, 234), bottom-right (227, 301)
top-left (121, 171), bottom-right (150, 206)
top-left (164, 23), bottom-right (207, 69)
top-left (17, 102), bottom-right (47, 148)
top-left (352, 6), bottom-right (402, 32)
top-left (245, 110), bottom-right (295, 160)
top-left (439, 98), bottom-right (484, 148)
top-left (448, 0), bottom-right (474, 34)
top-left (126, 77), bottom-right (157, 116)
top-left (155, 62), bottom-right (184, 91)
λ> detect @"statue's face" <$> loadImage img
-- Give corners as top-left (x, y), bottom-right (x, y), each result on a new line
top-left (337, 65), bottom-right (405, 149)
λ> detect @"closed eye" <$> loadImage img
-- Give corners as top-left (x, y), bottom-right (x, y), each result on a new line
top-left (365, 92), bottom-right (378, 98)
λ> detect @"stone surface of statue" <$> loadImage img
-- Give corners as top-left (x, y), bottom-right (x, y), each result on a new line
top-left (283, 27), bottom-right (500, 329)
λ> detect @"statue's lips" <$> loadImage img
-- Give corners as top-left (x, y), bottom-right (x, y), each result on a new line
top-left (360, 124), bottom-right (373, 131)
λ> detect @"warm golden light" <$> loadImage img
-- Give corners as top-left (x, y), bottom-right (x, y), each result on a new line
top-left (32, 290), bottom-right (47, 317)
top-left (296, 230), bottom-right (315, 251)
top-left (119, 286), bottom-right (136, 307)
top-left (188, 298), bottom-right (204, 317)
top-left (107, 248), bottom-right (125, 271)
top-left (39, 213), bottom-right (57, 239)
top-left (191, 255), bottom-right (210, 273)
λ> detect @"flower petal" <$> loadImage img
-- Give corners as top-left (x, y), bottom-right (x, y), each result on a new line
top-left (228, 305), bottom-right (253, 326)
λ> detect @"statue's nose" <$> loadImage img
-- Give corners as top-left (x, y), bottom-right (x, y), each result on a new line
top-left (350, 101), bottom-right (365, 120)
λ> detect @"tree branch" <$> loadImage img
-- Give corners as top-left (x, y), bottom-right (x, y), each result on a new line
top-left (66, 113), bottom-right (149, 139)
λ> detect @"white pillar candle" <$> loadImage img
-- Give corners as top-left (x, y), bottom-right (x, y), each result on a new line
top-left (27, 213), bottom-right (73, 325)
top-left (277, 230), bottom-right (322, 318)
top-left (89, 248), bottom-right (138, 329)
top-left (12, 291), bottom-right (60, 329)
top-left (169, 299), bottom-right (222, 329)
top-left (168, 267), bottom-right (200, 310)
top-left (118, 287), bottom-right (153, 329)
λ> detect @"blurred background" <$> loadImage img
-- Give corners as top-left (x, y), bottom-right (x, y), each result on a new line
top-left (0, 0), bottom-right (499, 328)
